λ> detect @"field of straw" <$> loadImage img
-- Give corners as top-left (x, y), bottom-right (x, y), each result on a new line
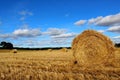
top-left (0, 48), bottom-right (120, 80)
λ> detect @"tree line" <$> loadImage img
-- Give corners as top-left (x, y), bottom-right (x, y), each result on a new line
top-left (115, 43), bottom-right (120, 47)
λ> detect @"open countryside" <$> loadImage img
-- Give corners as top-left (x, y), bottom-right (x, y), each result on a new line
top-left (0, 0), bottom-right (120, 80)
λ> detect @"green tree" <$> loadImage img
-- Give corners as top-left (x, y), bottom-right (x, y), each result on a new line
top-left (0, 41), bottom-right (13, 49)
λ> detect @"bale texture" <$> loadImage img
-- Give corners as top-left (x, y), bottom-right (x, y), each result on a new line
top-left (72, 30), bottom-right (115, 67)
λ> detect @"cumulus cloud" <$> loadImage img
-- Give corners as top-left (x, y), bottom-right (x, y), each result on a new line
top-left (50, 32), bottom-right (76, 46)
top-left (0, 23), bottom-right (42, 39)
top-left (88, 16), bottom-right (103, 24)
top-left (74, 20), bottom-right (86, 26)
top-left (13, 28), bottom-right (41, 37)
top-left (0, 26), bottom-right (76, 47)
top-left (44, 28), bottom-right (76, 39)
top-left (42, 28), bottom-right (77, 46)
top-left (88, 13), bottom-right (120, 26)
top-left (96, 13), bottom-right (120, 26)
top-left (75, 13), bottom-right (120, 27)
top-left (44, 28), bottom-right (67, 36)
top-left (107, 26), bottom-right (120, 33)
top-left (74, 13), bottom-right (120, 33)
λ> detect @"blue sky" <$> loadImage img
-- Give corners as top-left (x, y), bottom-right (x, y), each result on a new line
top-left (0, 0), bottom-right (120, 48)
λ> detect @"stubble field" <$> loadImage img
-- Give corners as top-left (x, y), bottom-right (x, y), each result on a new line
top-left (0, 48), bottom-right (120, 80)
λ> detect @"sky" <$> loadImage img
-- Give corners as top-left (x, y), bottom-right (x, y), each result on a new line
top-left (0, 0), bottom-right (120, 48)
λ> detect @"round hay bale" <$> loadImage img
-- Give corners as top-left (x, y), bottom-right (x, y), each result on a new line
top-left (72, 30), bottom-right (115, 67)
top-left (61, 48), bottom-right (68, 52)
top-left (12, 49), bottom-right (17, 53)
top-left (48, 49), bottom-right (52, 52)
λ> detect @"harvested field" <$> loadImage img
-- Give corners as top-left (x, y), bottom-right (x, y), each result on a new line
top-left (0, 49), bottom-right (120, 80)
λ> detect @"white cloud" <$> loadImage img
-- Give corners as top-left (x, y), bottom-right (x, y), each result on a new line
top-left (0, 26), bottom-right (76, 47)
top-left (88, 16), bottom-right (103, 24)
top-left (16, 38), bottom-right (71, 47)
top-left (113, 36), bottom-right (120, 39)
top-left (74, 12), bottom-right (120, 33)
top-left (74, 20), bottom-right (86, 26)
top-left (42, 28), bottom-right (77, 46)
top-left (0, 34), bottom-right (17, 39)
top-left (0, 34), bottom-right (11, 39)
top-left (97, 30), bottom-right (105, 33)
top-left (44, 27), bottom-right (76, 39)
top-left (107, 26), bottom-right (120, 33)
top-left (44, 28), bottom-right (67, 36)
top-left (52, 33), bottom-right (76, 38)
top-left (50, 38), bottom-right (70, 45)
top-left (96, 13), bottom-right (120, 26)
top-left (13, 28), bottom-right (41, 37)
top-left (88, 13), bottom-right (120, 26)
top-left (75, 13), bottom-right (120, 27)
top-left (112, 36), bottom-right (120, 43)
top-left (0, 24), bottom-right (41, 39)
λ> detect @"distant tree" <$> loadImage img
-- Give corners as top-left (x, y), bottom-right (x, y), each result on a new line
top-left (115, 43), bottom-right (120, 47)
top-left (0, 41), bottom-right (13, 49)
top-left (0, 41), bottom-right (6, 46)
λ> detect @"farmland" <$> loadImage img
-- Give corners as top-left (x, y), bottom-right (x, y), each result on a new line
top-left (0, 48), bottom-right (120, 80)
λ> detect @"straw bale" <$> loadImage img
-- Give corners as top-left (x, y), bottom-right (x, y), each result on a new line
top-left (12, 49), bottom-right (17, 53)
top-left (48, 49), bottom-right (52, 52)
top-left (72, 30), bottom-right (115, 67)
top-left (61, 48), bottom-right (68, 52)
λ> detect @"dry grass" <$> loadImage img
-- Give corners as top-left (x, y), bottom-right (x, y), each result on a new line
top-left (0, 48), bottom-right (120, 80)
top-left (72, 30), bottom-right (115, 67)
